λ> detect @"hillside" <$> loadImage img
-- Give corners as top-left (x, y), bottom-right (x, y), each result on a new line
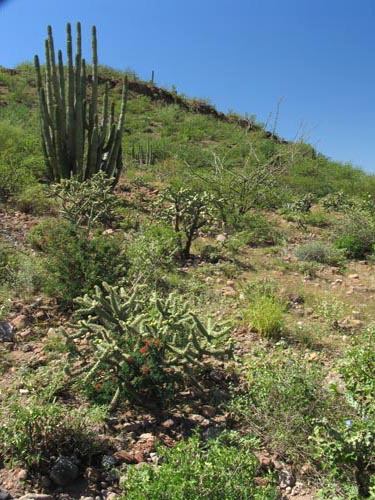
top-left (1, 62), bottom-right (375, 500)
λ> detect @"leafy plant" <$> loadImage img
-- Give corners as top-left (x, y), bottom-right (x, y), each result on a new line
top-left (295, 241), bottom-right (344, 266)
top-left (334, 212), bottom-right (375, 259)
top-left (230, 350), bottom-right (334, 463)
top-left (0, 398), bottom-right (104, 468)
top-left (28, 219), bottom-right (127, 306)
top-left (312, 330), bottom-right (375, 497)
top-left (63, 283), bottom-right (232, 409)
top-left (122, 432), bottom-right (278, 500)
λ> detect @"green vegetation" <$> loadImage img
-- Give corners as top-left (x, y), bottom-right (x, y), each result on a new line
top-left (2, 28), bottom-right (375, 499)
top-left (122, 432), bottom-right (278, 500)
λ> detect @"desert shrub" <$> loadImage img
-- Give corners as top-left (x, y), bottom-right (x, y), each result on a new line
top-left (234, 212), bottom-right (281, 246)
top-left (295, 241), bottom-right (344, 266)
top-left (334, 213), bottom-right (375, 259)
top-left (312, 330), bottom-right (375, 497)
top-left (303, 209), bottom-right (332, 227)
top-left (127, 223), bottom-right (179, 285)
top-left (14, 184), bottom-right (57, 215)
top-left (122, 432), bottom-right (278, 500)
top-left (28, 219), bottom-right (127, 306)
top-left (0, 398), bottom-right (105, 468)
top-left (0, 162), bottom-right (35, 202)
top-left (64, 284), bottom-right (232, 408)
top-left (230, 350), bottom-right (335, 463)
top-left (321, 191), bottom-right (352, 211)
top-left (0, 241), bottom-right (18, 284)
top-left (51, 171), bottom-right (121, 229)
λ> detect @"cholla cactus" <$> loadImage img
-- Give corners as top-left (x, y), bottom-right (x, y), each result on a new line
top-left (34, 23), bottom-right (128, 184)
top-left (156, 187), bottom-right (218, 260)
top-left (63, 283), bottom-right (232, 409)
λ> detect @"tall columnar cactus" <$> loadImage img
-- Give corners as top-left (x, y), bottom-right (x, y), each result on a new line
top-left (34, 23), bottom-right (128, 184)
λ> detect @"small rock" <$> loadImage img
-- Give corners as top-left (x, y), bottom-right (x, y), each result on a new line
top-left (160, 418), bottom-right (175, 429)
top-left (19, 495), bottom-right (54, 500)
top-left (106, 494), bottom-right (118, 500)
top-left (348, 274), bottom-right (360, 280)
top-left (16, 469), bottom-right (28, 481)
top-left (12, 315), bottom-right (28, 330)
top-left (216, 234), bottom-right (227, 242)
top-left (49, 457), bottom-right (79, 486)
top-left (101, 455), bottom-right (117, 469)
top-left (35, 311), bottom-right (46, 320)
top-left (0, 322), bottom-right (14, 342)
top-left (279, 468), bottom-right (296, 489)
top-left (201, 405), bottom-right (216, 418)
top-left (189, 414), bottom-right (210, 427)
top-left (0, 488), bottom-right (11, 500)
top-left (40, 476), bottom-right (52, 488)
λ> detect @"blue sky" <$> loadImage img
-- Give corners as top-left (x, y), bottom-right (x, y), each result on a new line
top-left (1, 0), bottom-right (374, 171)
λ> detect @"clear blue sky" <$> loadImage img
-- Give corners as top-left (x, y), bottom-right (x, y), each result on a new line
top-left (1, 0), bottom-right (374, 171)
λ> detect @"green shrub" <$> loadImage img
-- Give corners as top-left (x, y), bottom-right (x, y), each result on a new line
top-left (14, 184), bottom-right (57, 215)
top-left (0, 398), bottom-right (104, 468)
top-left (295, 241), bottom-right (344, 266)
top-left (234, 212), bottom-right (281, 246)
top-left (312, 330), bottom-right (375, 497)
top-left (334, 213), bottom-right (375, 259)
top-left (28, 219), bottom-right (127, 306)
top-left (127, 223), bottom-right (179, 285)
top-left (230, 350), bottom-right (334, 463)
top-left (122, 432), bottom-right (278, 500)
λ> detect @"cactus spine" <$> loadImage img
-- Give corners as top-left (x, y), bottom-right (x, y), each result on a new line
top-left (34, 22), bottom-right (128, 184)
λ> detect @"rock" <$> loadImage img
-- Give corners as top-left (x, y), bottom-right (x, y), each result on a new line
top-left (348, 274), bottom-right (360, 280)
top-left (16, 469), bottom-right (28, 481)
top-left (49, 457), bottom-right (79, 486)
top-left (188, 414), bottom-right (210, 427)
top-left (160, 418), bottom-right (175, 429)
top-left (101, 455), bottom-right (117, 469)
top-left (279, 468), bottom-right (296, 489)
top-left (216, 234), bottom-right (227, 242)
top-left (0, 322), bottom-right (14, 342)
top-left (0, 488), bottom-right (11, 500)
top-left (12, 315), bottom-right (28, 330)
top-left (106, 494), bottom-right (118, 500)
top-left (201, 405), bottom-right (216, 418)
top-left (40, 476), bottom-right (52, 488)
top-left (19, 495), bottom-right (54, 500)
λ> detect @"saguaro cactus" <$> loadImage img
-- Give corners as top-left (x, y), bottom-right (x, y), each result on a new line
top-left (34, 23), bottom-right (128, 184)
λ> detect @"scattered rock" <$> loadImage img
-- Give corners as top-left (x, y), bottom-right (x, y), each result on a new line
top-left (348, 274), bottom-right (360, 280)
top-left (0, 488), bottom-right (11, 500)
top-left (0, 322), bottom-right (14, 342)
top-left (201, 405), bottom-right (216, 418)
top-left (19, 495), bottom-right (54, 500)
top-left (16, 469), bottom-right (28, 481)
top-left (216, 234), bottom-right (227, 242)
top-left (49, 457), bottom-right (79, 486)
top-left (12, 315), bottom-right (28, 330)
top-left (279, 468), bottom-right (296, 489)
top-left (160, 418), bottom-right (175, 429)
